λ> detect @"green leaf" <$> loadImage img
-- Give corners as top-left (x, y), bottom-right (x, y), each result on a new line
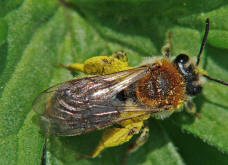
top-left (163, 122), bottom-right (228, 165)
top-left (0, 0), bottom-right (228, 165)
top-left (0, 18), bottom-right (7, 46)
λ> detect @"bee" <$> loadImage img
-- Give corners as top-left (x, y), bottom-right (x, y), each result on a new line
top-left (33, 18), bottom-right (228, 158)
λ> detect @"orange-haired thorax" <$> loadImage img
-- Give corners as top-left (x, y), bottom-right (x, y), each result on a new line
top-left (136, 58), bottom-right (186, 109)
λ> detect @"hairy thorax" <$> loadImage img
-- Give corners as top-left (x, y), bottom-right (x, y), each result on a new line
top-left (136, 59), bottom-right (186, 109)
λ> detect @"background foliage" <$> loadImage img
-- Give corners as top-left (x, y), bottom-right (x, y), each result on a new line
top-left (0, 0), bottom-right (228, 165)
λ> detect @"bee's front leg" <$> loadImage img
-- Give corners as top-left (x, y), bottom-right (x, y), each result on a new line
top-left (161, 32), bottom-right (172, 58)
top-left (185, 100), bottom-right (201, 118)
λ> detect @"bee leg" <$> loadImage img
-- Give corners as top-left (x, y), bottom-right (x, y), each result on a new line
top-left (113, 124), bottom-right (125, 128)
top-left (112, 50), bottom-right (128, 62)
top-left (89, 119), bottom-right (145, 158)
top-left (185, 100), bottom-right (201, 118)
top-left (122, 125), bottom-right (150, 164)
top-left (57, 62), bottom-right (85, 72)
top-left (127, 125), bottom-right (150, 154)
top-left (161, 32), bottom-right (172, 58)
top-left (59, 54), bottom-right (131, 75)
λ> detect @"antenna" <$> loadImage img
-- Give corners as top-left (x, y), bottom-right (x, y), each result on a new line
top-left (196, 18), bottom-right (210, 66)
top-left (203, 74), bottom-right (228, 86)
top-left (196, 18), bottom-right (228, 86)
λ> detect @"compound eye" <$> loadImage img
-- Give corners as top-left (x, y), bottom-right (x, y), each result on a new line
top-left (174, 54), bottom-right (189, 64)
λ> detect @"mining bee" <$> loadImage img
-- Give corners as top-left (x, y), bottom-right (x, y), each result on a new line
top-left (33, 18), bottom-right (228, 158)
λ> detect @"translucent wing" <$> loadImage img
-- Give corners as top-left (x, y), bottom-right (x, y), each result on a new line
top-left (33, 64), bottom-right (161, 136)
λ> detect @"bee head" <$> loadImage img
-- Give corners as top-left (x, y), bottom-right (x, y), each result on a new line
top-left (174, 18), bottom-right (228, 96)
top-left (174, 54), bottom-right (202, 96)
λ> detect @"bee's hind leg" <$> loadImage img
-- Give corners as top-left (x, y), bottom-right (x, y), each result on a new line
top-left (58, 51), bottom-right (131, 75)
top-left (91, 123), bottom-right (143, 158)
top-left (77, 116), bottom-right (149, 159)
top-left (57, 62), bottom-right (85, 73)
top-left (112, 50), bottom-right (128, 62)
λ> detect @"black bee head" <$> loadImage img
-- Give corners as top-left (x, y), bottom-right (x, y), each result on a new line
top-left (174, 54), bottom-right (202, 96)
